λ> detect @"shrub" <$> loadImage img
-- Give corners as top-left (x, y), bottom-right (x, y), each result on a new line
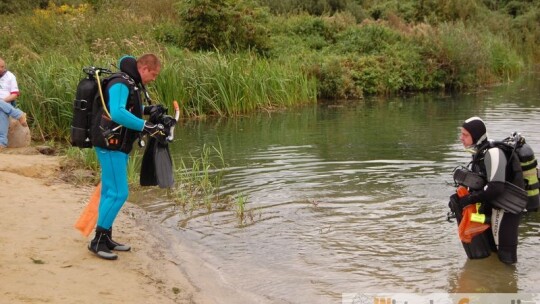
top-left (154, 21), bottom-right (184, 46)
top-left (257, 0), bottom-right (349, 15)
top-left (426, 22), bottom-right (490, 88)
top-left (178, 0), bottom-right (270, 54)
top-left (412, 0), bottom-right (481, 23)
top-left (335, 22), bottom-right (402, 54)
top-left (0, 0), bottom-right (48, 14)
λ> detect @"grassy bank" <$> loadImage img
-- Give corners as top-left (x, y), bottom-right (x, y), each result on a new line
top-left (1, 0), bottom-right (538, 139)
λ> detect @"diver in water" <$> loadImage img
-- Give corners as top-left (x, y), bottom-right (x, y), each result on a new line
top-left (449, 117), bottom-right (524, 264)
top-left (88, 54), bottom-right (168, 260)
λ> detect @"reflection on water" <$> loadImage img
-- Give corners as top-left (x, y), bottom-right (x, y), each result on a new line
top-left (448, 255), bottom-right (518, 293)
top-left (134, 72), bottom-right (540, 302)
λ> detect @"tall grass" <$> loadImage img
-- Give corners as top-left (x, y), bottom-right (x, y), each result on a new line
top-left (154, 51), bottom-right (317, 118)
top-left (18, 55), bottom-right (80, 141)
top-left (15, 49), bottom-right (317, 143)
top-left (421, 21), bottom-right (525, 88)
top-left (485, 34), bottom-right (525, 81)
top-left (171, 143), bottom-right (227, 213)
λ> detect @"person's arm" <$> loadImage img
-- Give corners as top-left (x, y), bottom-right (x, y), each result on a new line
top-left (107, 83), bottom-right (145, 131)
top-left (2, 93), bottom-right (18, 103)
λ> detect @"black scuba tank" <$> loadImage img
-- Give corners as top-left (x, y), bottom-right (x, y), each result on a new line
top-left (70, 74), bottom-right (98, 148)
top-left (71, 67), bottom-right (113, 149)
top-left (517, 143), bottom-right (540, 211)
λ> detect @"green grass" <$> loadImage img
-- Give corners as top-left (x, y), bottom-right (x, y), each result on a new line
top-left (170, 143), bottom-right (227, 213)
top-left (154, 51), bottom-right (317, 118)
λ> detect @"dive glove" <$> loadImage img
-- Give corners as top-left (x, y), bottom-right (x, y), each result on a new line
top-left (143, 121), bottom-right (167, 142)
top-left (143, 105), bottom-right (166, 124)
top-left (458, 194), bottom-right (475, 209)
top-left (448, 193), bottom-right (460, 212)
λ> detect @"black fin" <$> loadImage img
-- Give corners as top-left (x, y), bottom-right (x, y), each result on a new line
top-left (140, 137), bottom-right (158, 186)
top-left (154, 141), bottom-right (174, 188)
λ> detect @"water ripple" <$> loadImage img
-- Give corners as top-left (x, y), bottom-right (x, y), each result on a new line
top-left (138, 80), bottom-right (540, 303)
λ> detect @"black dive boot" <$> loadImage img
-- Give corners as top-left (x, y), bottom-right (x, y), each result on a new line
top-left (88, 226), bottom-right (118, 260)
top-left (105, 227), bottom-right (131, 251)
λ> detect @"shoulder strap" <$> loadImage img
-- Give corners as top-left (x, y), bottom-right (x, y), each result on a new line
top-left (490, 141), bottom-right (517, 166)
top-left (470, 140), bottom-right (515, 174)
top-left (104, 72), bottom-right (151, 106)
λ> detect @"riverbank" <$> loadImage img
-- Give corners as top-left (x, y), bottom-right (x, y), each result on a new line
top-left (0, 147), bottom-right (203, 304)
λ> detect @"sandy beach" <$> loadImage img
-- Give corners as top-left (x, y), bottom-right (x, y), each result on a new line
top-left (0, 148), bottom-right (205, 304)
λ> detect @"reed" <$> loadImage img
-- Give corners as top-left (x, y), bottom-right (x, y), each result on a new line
top-left (154, 51), bottom-right (317, 118)
top-left (171, 143), bottom-right (227, 213)
top-left (17, 50), bottom-right (316, 139)
top-left (234, 193), bottom-right (252, 226)
top-left (18, 55), bottom-right (81, 141)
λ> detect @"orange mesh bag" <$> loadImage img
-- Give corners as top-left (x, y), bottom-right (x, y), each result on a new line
top-left (458, 204), bottom-right (490, 243)
top-left (74, 183), bottom-right (101, 236)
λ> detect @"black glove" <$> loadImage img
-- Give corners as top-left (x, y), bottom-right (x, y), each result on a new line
top-left (143, 104), bottom-right (165, 115)
top-left (459, 194), bottom-right (475, 209)
top-left (143, 121), bottom-right (166, 142)
top-left (448, 193), bottom-right (459, 212)
top-left (144, 105), bottom-right (166, 124)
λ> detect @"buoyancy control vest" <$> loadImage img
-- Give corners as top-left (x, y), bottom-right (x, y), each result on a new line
top-left (472, 141), bottom-right (524, 188)
top-left (90, 72), bottom-right (143, 154)
top-left (473, 134), bottom-right (539, 212)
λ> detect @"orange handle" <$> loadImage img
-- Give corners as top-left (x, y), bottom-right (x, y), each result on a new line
top-left (457, 185), bottom-right (469, 198)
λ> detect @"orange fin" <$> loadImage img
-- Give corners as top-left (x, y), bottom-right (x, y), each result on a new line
top-left (74, 183), bottom-right (101, 237)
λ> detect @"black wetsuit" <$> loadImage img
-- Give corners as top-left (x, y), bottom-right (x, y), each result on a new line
top-left (467, 142), bottom-right (523, 264)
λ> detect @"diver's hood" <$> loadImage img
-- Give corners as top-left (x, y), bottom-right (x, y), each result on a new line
top-left (118, 56), bottom-right (142, 84)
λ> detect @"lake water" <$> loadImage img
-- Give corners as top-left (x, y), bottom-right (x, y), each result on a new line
top-left (134, 71), bottom-right (540, 303)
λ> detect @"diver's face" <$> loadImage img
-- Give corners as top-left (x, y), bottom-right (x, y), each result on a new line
top-left (140, 65), bottom-right (160, 85)
top-left (460, 128), bottom-right (473, 147)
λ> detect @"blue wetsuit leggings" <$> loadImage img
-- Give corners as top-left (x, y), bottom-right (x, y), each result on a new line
top-left (95, 147), bottom-right (129, 230)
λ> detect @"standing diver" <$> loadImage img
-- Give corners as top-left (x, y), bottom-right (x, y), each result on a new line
top-left (88, 54), bottom-right (168, 260)
top-left (449, 117), bottom-right (525, 264)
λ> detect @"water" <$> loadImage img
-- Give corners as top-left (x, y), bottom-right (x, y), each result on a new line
top-left (135, 71), bottom-right (540, 303)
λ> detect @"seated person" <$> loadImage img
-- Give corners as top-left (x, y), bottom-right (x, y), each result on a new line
top-left (0, 57), bottom-right (27, 148)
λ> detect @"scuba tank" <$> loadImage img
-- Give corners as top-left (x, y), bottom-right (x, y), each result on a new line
top-left (71, 73), bottom-right (97, 148)
top-left (70, 67), bottom-right (112, 149)
top-left (516, 142), bottom-right (540, 211)
top-left (488, 132), bottom-right (539, 212)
